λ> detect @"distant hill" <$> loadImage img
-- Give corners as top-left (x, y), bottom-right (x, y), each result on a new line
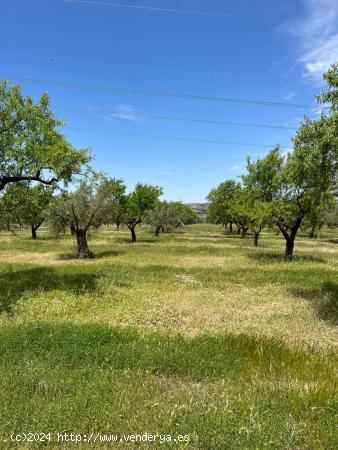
top-left (185, 203), bottom-right (208, 219)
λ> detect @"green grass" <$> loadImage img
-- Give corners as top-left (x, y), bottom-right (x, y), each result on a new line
top-left (0, 225), bottom-right (337, 449)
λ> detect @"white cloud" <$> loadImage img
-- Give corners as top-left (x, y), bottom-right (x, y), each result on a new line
top-left (283, 116), bottom-right (303, 126)
top-left (283, 91), bottom-right (297, 101)
top-left (105, 105), bottom-right (141, 122)
top-left (300, 34), bottom-right (338, 82)
top-left (160, 170), bottom-right (175, 176)
top-left (159, 165), bottom-right (175, 176)
top-left (309, 106), bottom-right (324, 116)
top-left (285, 0), bottom-right (338, 83)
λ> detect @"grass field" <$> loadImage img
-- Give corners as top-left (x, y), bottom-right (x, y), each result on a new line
top-left (0, 224), bottom-right (337, 449)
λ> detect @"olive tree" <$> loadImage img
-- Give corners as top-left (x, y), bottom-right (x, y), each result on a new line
top-left (49, 177), bottom-right (112, 258)
top-left (1, 182), bottom-right (53, 238)
top-left (0, 80), bottom-right (90, 191)
top-left (145, 202), bottom-right (179, 236)
top-left (170, 202), bottom-right (200, 227)
top-left (147, 201), bottom-right (200, 236)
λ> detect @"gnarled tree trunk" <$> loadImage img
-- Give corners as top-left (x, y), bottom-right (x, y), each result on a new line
top-left (284, 237), bottom-right (295, 260)
top-left (279, 216), bottom-right (303, 261)
top-left (75, 229), bottom-right (91, 259)
top-left (31, 225), bottom-right (37, 239)
top-left (241, 227), bottom-right (248, 238)
top-left (130, 226), bottom-right (137, 243)
top-left (309, 224), bottom-right (317, 238)
top-left (253, 225), bottom-right (262, 247)
top-left (128, 219), bottom-right (140, 243)
top-left (31, 219), bottom-right (44, 239)
top-left (155, 226), bottom-right (161, 237)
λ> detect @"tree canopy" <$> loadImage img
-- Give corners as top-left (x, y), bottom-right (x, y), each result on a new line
top-left (206, 180), bottom-right (241, 228)
top-left (0, 80), bottom-right (90, 191)
top-left (49, 176), bottom-right (113, 258)
top-left (119, 183), bottom-right (163, 242)
top-left (1, 182), bottom-right (53, 238)
top-left (145, 201), bottom-right (199, 236)
top-left (207, 63), bottom-right (338, 260)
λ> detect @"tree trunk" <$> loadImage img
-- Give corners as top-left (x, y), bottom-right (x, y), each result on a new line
top-left (241, 227), bottom-right (248, 238)
top-left (309, 224), bottom-right (316, 238)
top-left (155, 226), bottom-right (161, 237)
top-left (70, 225), bottom-right (75, 235)
top-left (237, 227), bottom-right (242, 235)
top-left (229, 221), bottom-right (233, 233)
top-left (284, 238), bottom-right (295, 261)
top-left (116, 221), bottom-right (120, 230)
top-left (254, 232), bottom-right (259, 246)
top-left (31, 219), bottom-right (44, 239)
top-left (31, 225), bottom-right (37, 239)
top-left (279, 216), bottom-right (303, 262)
top-left (130, 226), bottom-right (137, 243)
top-left (75, 229), bottom-right (91, 259)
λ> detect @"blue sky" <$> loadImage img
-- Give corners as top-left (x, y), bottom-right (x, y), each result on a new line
top-left (1, 0), bottom-right (337, 201)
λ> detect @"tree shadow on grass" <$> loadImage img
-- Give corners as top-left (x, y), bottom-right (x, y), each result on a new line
top-left (0, 323), bottom-right (335, 382)
top-left (0, 267), bottom-right (98, 316)
top-left (113, 237), bottom-right (159, 244)
top-left (138, 239), bottom-right (160, 244)
top-left (94, 250), bottom-right (125, 259)
top-left (172, 237), bottom-right (234, 245)
top-left (58, 249), bottom-right (124, 260)
top-left (291, 281), bottom-right (338, 325)
top-left (247, 251), bottom-right (326, 264)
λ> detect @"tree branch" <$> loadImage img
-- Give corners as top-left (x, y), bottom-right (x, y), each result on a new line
top-left (0, 173), bottom-right (59, 191)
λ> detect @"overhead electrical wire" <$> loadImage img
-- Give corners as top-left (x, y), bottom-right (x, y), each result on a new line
top-left (0, 50), bottom-right (222, 78)
top-left (2, 75), bottom-right (327, 110)
top-left (55, 105), bottom-right (298, 130)
top-left (66, 126), bottom-right (289, 148)
top-left (65, 0), bottom-right (269, 20)
top-left (0, 4), bottom-right (301, 153)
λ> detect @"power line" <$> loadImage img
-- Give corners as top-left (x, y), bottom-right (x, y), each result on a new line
top-left (65, 0), bottom-right (269, 20)
top-left (3, 75), bottom-right (327, 110)
top-left (66, 125), bottom-right (288, 148)
top-left (0, 50), bottom-right (223, 79)
top-left (56, 105), bottom-right (298, 130)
